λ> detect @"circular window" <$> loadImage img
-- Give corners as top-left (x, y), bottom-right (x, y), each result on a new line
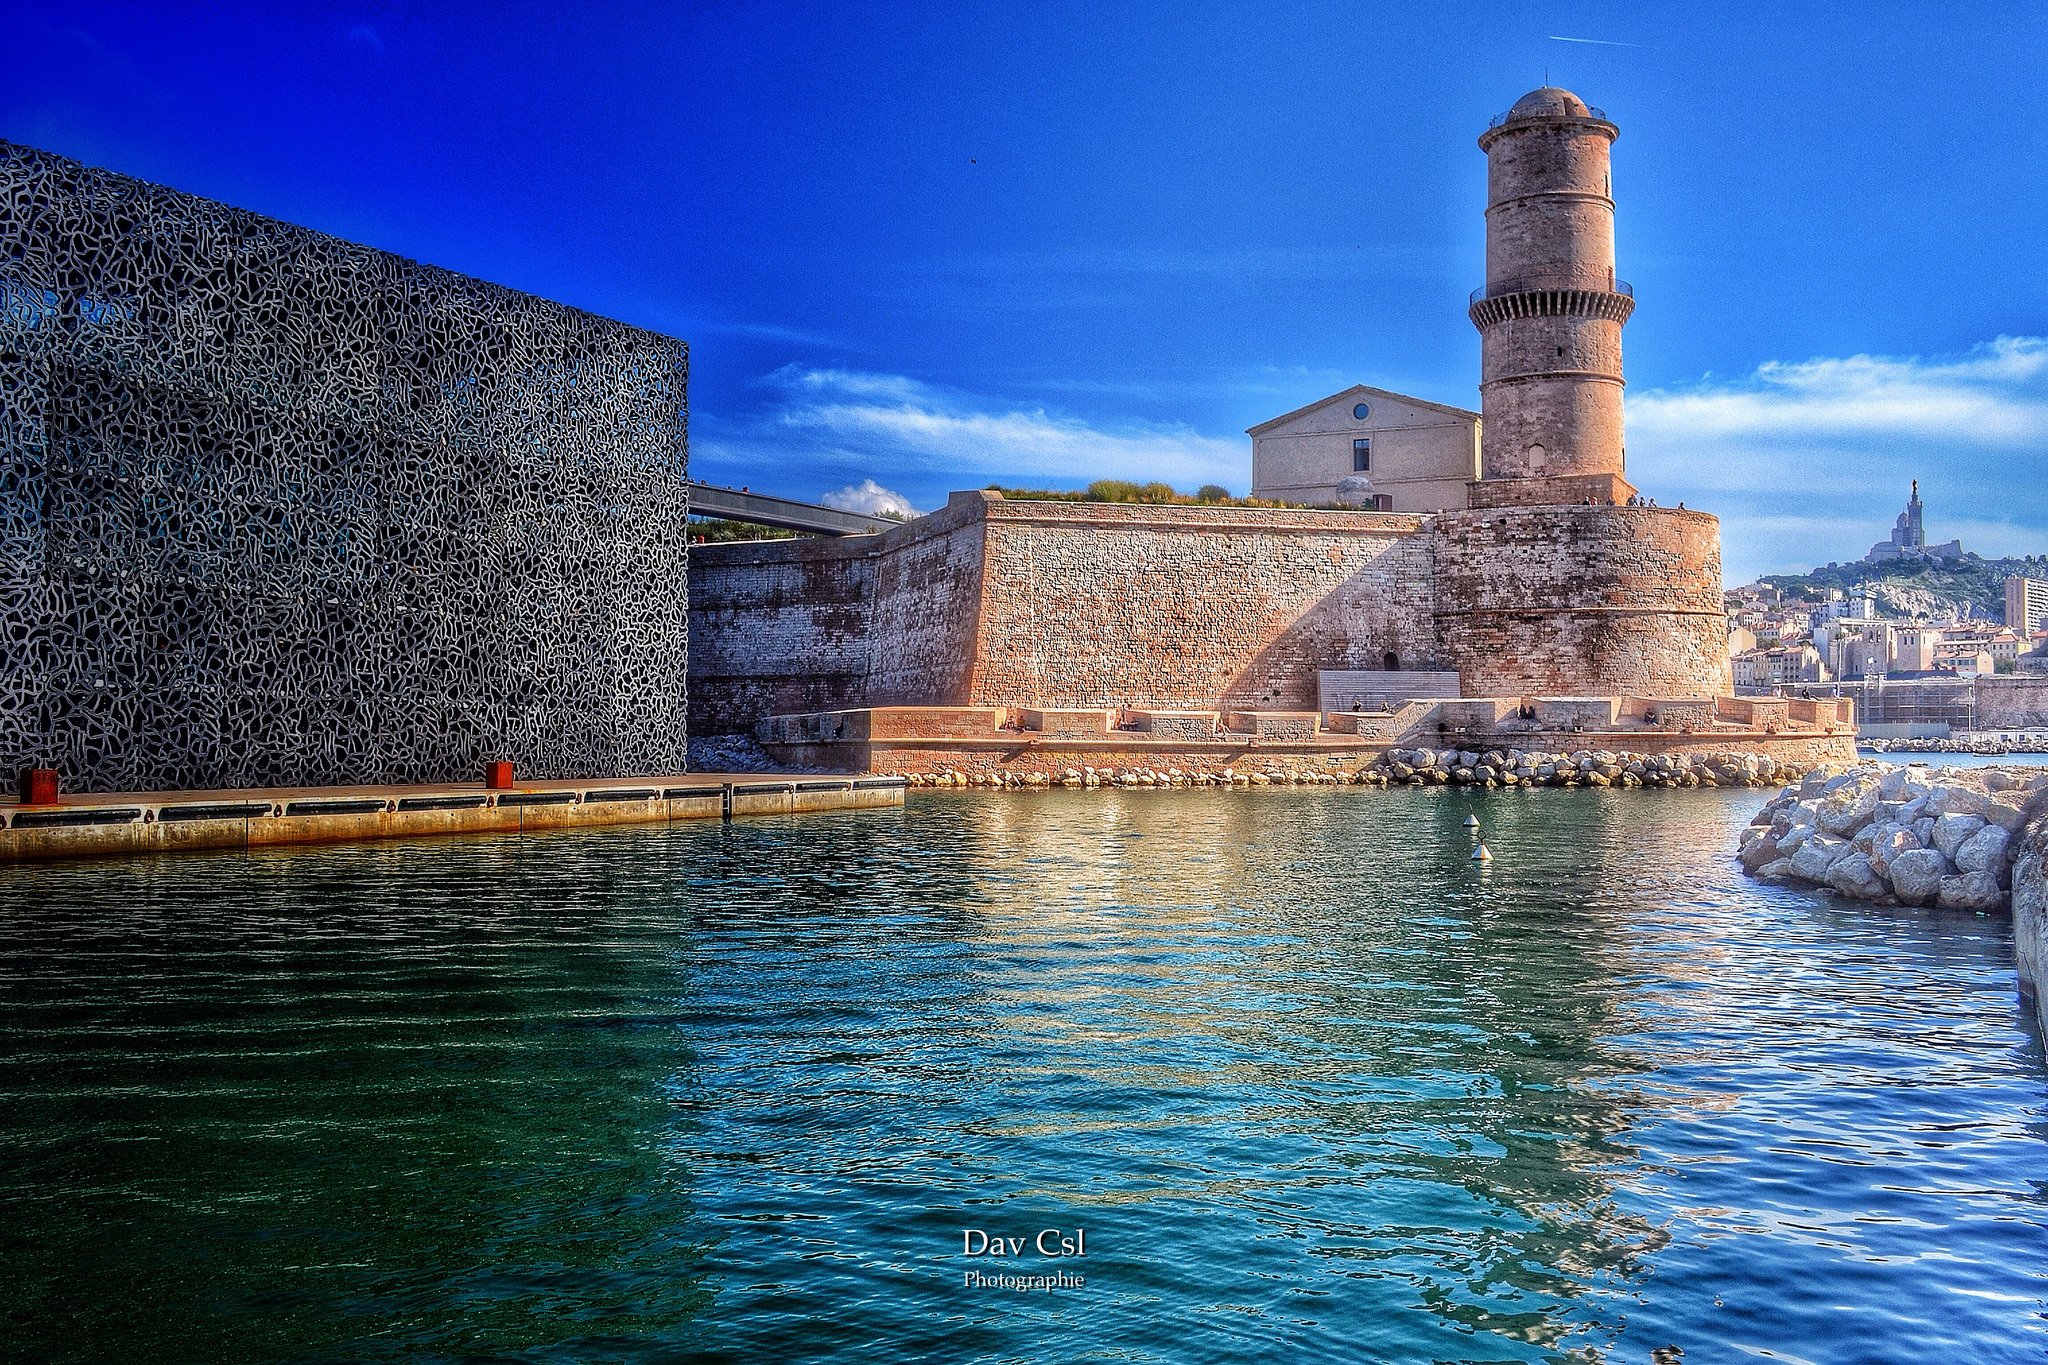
top-left (1352, 402), bottom-right (1371, 420)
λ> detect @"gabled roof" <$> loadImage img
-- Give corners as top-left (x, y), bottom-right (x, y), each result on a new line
top-left (1247, 384), bottom-right (1480, 437)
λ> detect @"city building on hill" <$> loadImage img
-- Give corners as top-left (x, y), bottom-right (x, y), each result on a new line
top-left (1247, 386), bottom-right (1478, 511)
top-left (1892, 623), bottom-right (1941, 674)
top-left (1933, 645), bottom-right (1996, 677)
top-left (1822, 621), bottom-right (1892, 681)
top-left (1819, 591), bottom-right (1876, 622)
top-left (1733, 645), bottom-right (1826, 689)
top-left (2008, 575), bottom-right (2048, 633)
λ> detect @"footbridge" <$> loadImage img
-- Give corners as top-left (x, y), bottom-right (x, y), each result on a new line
top-left (687, 481), bottom-right (896, 536)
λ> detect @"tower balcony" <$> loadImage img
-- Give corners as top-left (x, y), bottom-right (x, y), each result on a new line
top-left (1487, 103), bottom-right (1609, 130)
top-left (1468, 279), bottom-right (1635, 329)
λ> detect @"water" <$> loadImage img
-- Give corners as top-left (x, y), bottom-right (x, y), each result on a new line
top-left (3, 787), bottom-right (2046, 1363)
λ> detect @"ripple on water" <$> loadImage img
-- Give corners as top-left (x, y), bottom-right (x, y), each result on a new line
top-left (1, 788), bottom-right (2045, 1363)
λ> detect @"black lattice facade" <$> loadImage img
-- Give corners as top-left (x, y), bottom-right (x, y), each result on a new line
top-left (0, 141), bottom-right (690, 792)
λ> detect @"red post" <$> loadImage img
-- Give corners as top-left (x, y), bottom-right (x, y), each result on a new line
top-left (19, 768), bottom-right (58, 805)
top-left (484, 760), bottom-right (515, 790)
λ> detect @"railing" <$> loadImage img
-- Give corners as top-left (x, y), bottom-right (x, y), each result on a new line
top-left (1469, 277), bottom-right (1633, 306)
top-left (1487, 104), bottom-right (1608, 129)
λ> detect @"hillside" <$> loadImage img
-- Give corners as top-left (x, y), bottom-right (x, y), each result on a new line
top-left (1758, 553), bottom-right (2048, 622)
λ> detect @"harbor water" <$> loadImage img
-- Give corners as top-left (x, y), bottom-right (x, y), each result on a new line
top-left (2, 785), bottom-right (2045, 1362)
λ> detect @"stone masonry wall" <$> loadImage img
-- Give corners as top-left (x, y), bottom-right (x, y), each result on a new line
top-left (1431, 504), bottom-right (1731, 698)
top-left (686, 536), bottom-right (880, 737)
top-left (689, 494), bottom-right (1442, 735)
top-left (694, 493), bottom-right (1736, 740)
top-left (1974, 676), bottom-right (2048, 729)
top-left (967, 498), bottom-right (1440, 712)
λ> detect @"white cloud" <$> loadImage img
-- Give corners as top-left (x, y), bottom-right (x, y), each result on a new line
top-left (820, 479), bottom-right (919, 518)
top-left (1624, 336), bottom-right (2048, 580)
top-left (702, 366), bottom-right (1245, 492)
top-left (1631, 336), bottom-right (2048, 449)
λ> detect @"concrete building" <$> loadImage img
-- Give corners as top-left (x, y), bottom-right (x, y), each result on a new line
top-left (2008, 575), bottom-right (2048, 634)
top-left (0, 141), bottom-right (690, 792)
top-left (1247, 386), bottom-right (1477, 511)
top-left (1733, 645), bottom-right (1825, 689)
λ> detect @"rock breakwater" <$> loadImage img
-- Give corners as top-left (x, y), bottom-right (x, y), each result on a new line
top-left (1740, 762), bottom-right (2048, 912)
top-left (897, 748), bottom-right (1811, 790)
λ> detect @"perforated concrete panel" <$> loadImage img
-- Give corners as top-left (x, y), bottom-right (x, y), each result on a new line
top-left (0, 141), bottom-right (689, 791)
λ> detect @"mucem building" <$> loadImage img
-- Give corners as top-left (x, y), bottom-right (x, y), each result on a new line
top-left (0, 141), bottom-right (690, 792)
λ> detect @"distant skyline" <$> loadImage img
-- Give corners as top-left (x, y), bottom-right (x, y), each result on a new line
top-left (6, 2), bottom-right (2045, 581)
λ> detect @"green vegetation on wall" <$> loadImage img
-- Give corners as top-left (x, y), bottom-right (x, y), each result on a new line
top-left (988, 480), bottom-right (1303, 509)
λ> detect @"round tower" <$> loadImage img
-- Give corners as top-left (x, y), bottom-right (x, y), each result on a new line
top-left (1434, 88), bottom-right (1734, 703)
top-left (1468, 86), bottom-right (1635, 507)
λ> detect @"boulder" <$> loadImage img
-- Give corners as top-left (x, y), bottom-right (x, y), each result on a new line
top-left (1865, 825), bottom-right (1923, 880)
top-left (1986, 799), bottom-right (2031, 834)
top-left (1937, 872), bottom-right (2006, 914)
top-left (1816, 777), bottom-right (1882, 835)
top-left (1826, 853), bottom-right (1890, 900)
top-left (1739, 831), bottom-right (1780, 872)
top-left (1789, 834), bottom-right (1848, 883)
top-left (1929, 785), bottom-right (1992, 820)
top-left (1776, 823), bottom-right (1818, 855)
top-left (2014, 845), bottom-right (2047, 1001)
top-left (1755, 858), bottom-right (1797, 881)
top-left (1954, 824), bottom-right (2013, 885)
top-left (1933, 813), bottom-right (1988, 859)
top-left (1888, 848), bottom-right (1951, 906)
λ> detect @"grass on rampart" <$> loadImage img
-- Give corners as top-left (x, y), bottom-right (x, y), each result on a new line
top-left (988, 480), bottom-right (1306, 509)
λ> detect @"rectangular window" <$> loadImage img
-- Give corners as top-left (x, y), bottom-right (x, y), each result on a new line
top-left (1352, 439), bottom-right (1371, 472)
top-left (1374, 494), bottom-right (1393, 512)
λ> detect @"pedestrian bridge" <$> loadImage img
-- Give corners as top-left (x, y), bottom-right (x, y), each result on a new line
top-left (687, 481), bottom-right (896, 536)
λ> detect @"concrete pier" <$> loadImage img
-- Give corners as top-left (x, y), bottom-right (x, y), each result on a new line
top-left (0, 773), bottom-right (905, 863)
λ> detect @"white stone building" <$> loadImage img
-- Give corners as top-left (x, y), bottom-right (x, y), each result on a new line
top-left (1248, 385), bottom-right (1479, 512)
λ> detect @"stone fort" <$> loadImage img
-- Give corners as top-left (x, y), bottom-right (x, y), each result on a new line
top-left (694, 87), bottom-right (1854, 772)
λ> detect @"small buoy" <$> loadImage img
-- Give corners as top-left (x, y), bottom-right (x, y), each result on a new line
top-left (1471, 843), bottom-right (1492, 862)
top-left (1463, 814), bottom-right (1480, 828)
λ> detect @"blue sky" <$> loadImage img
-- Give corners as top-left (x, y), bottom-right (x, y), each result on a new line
top-left (6, 2), bottom-right (2045, 581)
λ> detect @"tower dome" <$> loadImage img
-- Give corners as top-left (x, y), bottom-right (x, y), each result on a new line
top-left (1505, 86), bottom-right (1592, 121)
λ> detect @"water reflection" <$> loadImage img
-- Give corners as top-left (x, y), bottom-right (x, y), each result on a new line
top-left (1, 789), bottom-right (2045, 1363)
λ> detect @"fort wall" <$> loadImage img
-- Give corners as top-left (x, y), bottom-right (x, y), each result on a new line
top-left (1430, 505), bottom-right (1732, 697)
top-left (688, 493), bottom-right (1442, 736)
top-left (969, 496), bottom-right (1438, 712)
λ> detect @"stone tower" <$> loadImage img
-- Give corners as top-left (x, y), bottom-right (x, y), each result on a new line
top-left (1433, 88), bottom-right (1733, 700)
top-left (1897, 480), bottom-right (1925, 549)
top-left (1468, 86), bottom-right (1636, 508)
